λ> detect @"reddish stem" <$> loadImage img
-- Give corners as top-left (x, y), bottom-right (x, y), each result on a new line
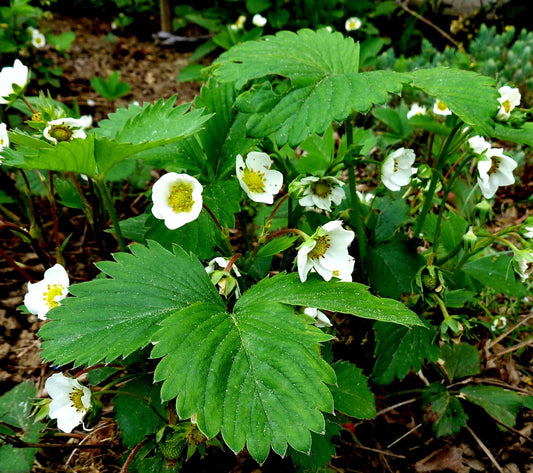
top-left (120, 439), bottom-right (149, 473)
top-left (224, 253), bottom-right (241, 273)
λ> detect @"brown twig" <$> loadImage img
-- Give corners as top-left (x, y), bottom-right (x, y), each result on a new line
top-left (466, 424), bottom-right (504, 473)
top-left (396, 0), bottom-right (464, 51)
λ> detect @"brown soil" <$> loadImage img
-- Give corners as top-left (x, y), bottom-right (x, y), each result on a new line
top-left (1, 12), bottom-right (532, 473)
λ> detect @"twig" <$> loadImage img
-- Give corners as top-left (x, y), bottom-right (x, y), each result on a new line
top-left (396, 0), bottom-right (464, 51)
top-left (387, 423), bottom-right (422, 449)
top-left (65, 422), bottom-right (113, 466)
top-left (352, 397), bottom-right (418, 430)
top-left (485, 313), bottom-right (533, 350)
top-left (466, 424), bottom-right (504, 473)
top-left (487, 337), bottom-right (533, 360)
top-left (352, 443), bottom-right (407, 459)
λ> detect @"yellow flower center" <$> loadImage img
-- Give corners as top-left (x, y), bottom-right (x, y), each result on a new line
top-left (69, 387), bottom-right (87, 412)
top-left (393, 158), bottom-right (399, 172)
top-left (310, 179), bottom-right (333, 198)
top-left (308, 235), bottom-right (330, 259)
top-left (32, 112), bottom-right (42, 122)
top-left (168, 182), bottom-right (194, 213)
top-left (242, 168), bottom-right (266, 193)
top-left (43, 284), bottom-right (64, 310)
top-left (502, 99), bottom-right (511, 114)
top-left (436, 100), bottom-right (448, 112)
top-left (49, 125), bottom-right (73, 142)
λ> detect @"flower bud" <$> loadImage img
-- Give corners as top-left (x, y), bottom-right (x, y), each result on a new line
top-left (473, 199), bottom-right (493, 223)
top-left (462, 226), bottom-right (477, 251)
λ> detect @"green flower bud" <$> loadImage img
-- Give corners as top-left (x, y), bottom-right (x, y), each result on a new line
top-left (462, 226), bottom-right (477, 251)
top-left (473, 199), bottom-right (493, 223)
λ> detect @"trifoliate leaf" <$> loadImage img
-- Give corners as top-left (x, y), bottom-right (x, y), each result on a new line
top-left (151, 300), bottom-right (335, 464)
top-left (236, 272), bottom-right (423, 327)
top-left (212, 28), bottom-right (408, 147)
top-left (410, 67), bottom-right (498, 135)
top-left (460, 385), bottom-right (525, 427)
top-left (439, 343), bottom-right (480, 381)
top-left (373, 322), bottom-right (439, 385)
top-left (330, 361), bottom-right (376, 419)
top-left (39, 241), bottom-right (223, 367)
top-left (423, 383), bottom-right (468, 437)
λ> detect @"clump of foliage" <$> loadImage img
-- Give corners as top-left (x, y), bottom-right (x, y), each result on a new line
top-left (0, 17), bottom-right (532, 473)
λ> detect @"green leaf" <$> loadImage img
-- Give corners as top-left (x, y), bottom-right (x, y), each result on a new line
top-left (368, 240), bottom-right (426, 299)
top-left (151, 300), bottom-right (335, 463)
top-left (462, 252), bottom-right (526, 298)
top-left (288, 415), bottom-right (340, 471)
top-left (113, 376), bottom-right (167, 447)
top-left (39, 241), bottom-right (223, 367)
top-left (256, 234), bottom-right (299, 258)
top-left (212, 28), bottom-right (408, 146)
top-left (236, 272), bottom-right (423, 327)
top-left (410, 67), bottom-right (498, 135)
top-left (0, 382), bottom-right (42, 473)
top-left (330, 361), bottom-right (376, 419)
top-left (439, 343), bottom-right (480, 381)
top-left (491, 121), bottom-right (533, 147)
top-left (460, 385), bottom-right (525, 427)
top-left (91, 71), bottom-right (131, 100)
top-left (0, 381), bottom-right (36, 429)
top-left (373, 195), bottom-right (411, 243)
top-left (372, 322), bottom-right (439, 385)
top-left (193, 78), bottom-right (258, 179)
top-left (423, 383), bottom-right (468, 437)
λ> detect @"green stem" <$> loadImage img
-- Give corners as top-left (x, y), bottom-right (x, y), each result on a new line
top-left (94, 177), bottom-right (127, 252)
top-left (345, 117), bottom-right (367, 277)
top-left (414, 121), bottom-right (462, 237)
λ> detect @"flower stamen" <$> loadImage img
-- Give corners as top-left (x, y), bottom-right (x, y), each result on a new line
top-left (168, 182), bottom-right (194, 213)
top-left (48, 125), bottom-right (73, 143)
top-left (242, 168), bottom-right (266, 193)
top-left (69, 387), bottom-right (86, 412)
top-left (310, 179), bottom-right (333, 198)
top-left (308, 235), bottom-right (330, 259)
top-left (43, 283), bottom-right (64, 310)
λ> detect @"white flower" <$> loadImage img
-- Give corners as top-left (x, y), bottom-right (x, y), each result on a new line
top-left (230, 15), bottom-right (246, 30)
top-left (432, 99), bottom-right (452, 116)
top-left (205, 257), bottom-right (241, 298)
top-left (477, 147), bottom-right (517, 199)
top-left (43, 116), bottom-right (92, 144)
top-left (345, 17), bottom-right (362, 32)
top-left (523, 225), bottom-right (533, 239)
top-left (298, 176), bottom-right (345, 211)
top-left (325, 26), bottom-right (333, 32)
top-left (304, 307), bottom-right (332, 328)
top-left (29, 27), bottom-right (46, 48)
top-left (0, 122), bottom-right (9, 153)
top-left (236, 152), bottom-right (283, 204)
top-left (297, 220), bottom-right (355, 283)
top-left (356, 190), bottom-right (374, 205)
top-left (24, 264), bottom-right (69, 320)
top-left (468, 135), bottom-right (491, 155)
top-left (407, 103), bottom-right (427, 119)
top-left (496, 85), bottom-right (520, 121)
top-left (512, 250), bottom-right (533, 282)
top-left (381, 147), bottom-right (417, 192)
top-left (252, 13), bottom-right (267, 27)
top-left (0, 59), bottom-right (30, 105)
top-left (151, 172), bottom-right (203, 230)
top-left (490, 316), bottom-right (507, 332)
top-left (45, 373), bottom-right (92, 433)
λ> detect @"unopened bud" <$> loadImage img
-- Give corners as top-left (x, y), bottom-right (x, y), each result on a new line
top-left (462, 226), bottom-right (477, 251)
